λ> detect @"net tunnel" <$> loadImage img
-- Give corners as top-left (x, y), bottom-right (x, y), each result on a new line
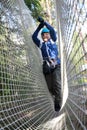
top-left (0, 0), bottom-right (87, 129)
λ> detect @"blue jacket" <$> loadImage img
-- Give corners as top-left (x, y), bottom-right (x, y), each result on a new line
top-left (32, 22), bottom-right (60, 64)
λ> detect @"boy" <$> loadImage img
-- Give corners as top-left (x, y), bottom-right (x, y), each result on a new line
top-left (32, 17), bottom-right (61, 111)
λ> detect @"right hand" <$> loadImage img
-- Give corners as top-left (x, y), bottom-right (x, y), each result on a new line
top-left (37, 16), bottom-right (44, 23)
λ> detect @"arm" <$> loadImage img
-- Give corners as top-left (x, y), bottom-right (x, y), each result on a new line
top-left (44, 22), bottom-right (57, 42)
top-left (32, 23), bottom-right (44, 47)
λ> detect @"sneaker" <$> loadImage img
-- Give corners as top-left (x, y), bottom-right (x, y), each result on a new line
top-left (55, 103), bottom-right (61, 112)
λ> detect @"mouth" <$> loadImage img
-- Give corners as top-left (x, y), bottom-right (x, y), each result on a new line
top-left (43, 38), bottom-right (48, 42)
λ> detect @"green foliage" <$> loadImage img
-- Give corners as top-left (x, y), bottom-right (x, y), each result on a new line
top-left (24, 0), bottom-right (44, 20)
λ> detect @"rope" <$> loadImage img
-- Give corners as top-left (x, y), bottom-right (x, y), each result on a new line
top-left (0, 0), bottom-right (66, 130)
top-left (56, 0), bottom-right (87, 129)
top-left (0, 0), bottom-right (87, 129)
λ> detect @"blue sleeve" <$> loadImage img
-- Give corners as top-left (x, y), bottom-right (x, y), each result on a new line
top-left (44, 22), bottom-right (57, 42)
top-left (53, 44), bottom-right (58, 58)
top-left (32, 23), bottom-right (44, 47)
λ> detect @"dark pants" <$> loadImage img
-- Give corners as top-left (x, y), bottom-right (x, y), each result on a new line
top-left (45, 65), bottom-right (61, 107)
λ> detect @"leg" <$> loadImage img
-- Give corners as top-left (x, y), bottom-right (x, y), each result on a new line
top-left (45, 74), bottom-right (54, 95)
top-left (52, 65), bottom-right (61, 111)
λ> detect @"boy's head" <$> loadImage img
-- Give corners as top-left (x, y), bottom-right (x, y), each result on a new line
top-left (41, 28), bottom-right (50, 42)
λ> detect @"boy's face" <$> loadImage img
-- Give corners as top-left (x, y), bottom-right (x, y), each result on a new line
top-left (42, 33), bottom-right (51, 42)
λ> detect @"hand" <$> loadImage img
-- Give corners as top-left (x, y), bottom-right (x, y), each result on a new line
top-left (49, 59), bottom-right (57, 68)
top-left (37, 16), bottom-right (44, 23)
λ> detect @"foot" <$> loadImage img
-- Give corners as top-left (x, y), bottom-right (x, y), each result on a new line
top-left (55, 103), bottom-right (61, 112)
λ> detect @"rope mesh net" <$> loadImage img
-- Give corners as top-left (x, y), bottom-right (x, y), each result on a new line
top-left (0, 0), bottom-right (66, 130)
top-left (56, 0), bottom-right (87, 129)
top-left (0, 0), bottom-right (87, 130)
